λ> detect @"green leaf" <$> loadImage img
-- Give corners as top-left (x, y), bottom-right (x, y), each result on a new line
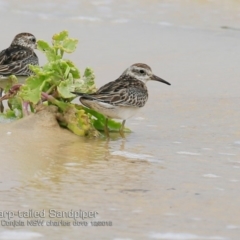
top-left (84, 68), bottom-right (94, 78)
top-left (73, 67), bottom-right (96, 93)
top-left (0, 75), bottom-right (18, 90)
top-left (52, 30), bottom-right (68, 41)
top-left (79, 106), bottom-right (131, 133)
top-left (19, 76), bottom-right (47, 104)
top-left (5, 109), bottom-right (17, 119)
top-left (52, 31), bottom-right (78, 56)
top-left (61, 38), bottom-right (78, 53)
top-left (65, 60), bottom-right (80, 79)
top-left (57, 79), bottom-right (74, 98)
top-left (82, 68), bottom-right (96, 93)
top-left (0, 110), bottom-right (17, 120)
top-left (8, 96), bottom-right (22, 118)
top-left (37, 40), bottom-right (57, 61)
top-left (37, 40), bottom-right (52, 52)
top-left (20, 86), bottom-right (41, 104)
top-left (57, 78), bottom-right (83, 98)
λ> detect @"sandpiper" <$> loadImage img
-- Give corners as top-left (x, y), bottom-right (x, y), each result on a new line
top-left (72, 63), bottom-right (171, 137)
top-left (0, 32), bottom-right (39, 112)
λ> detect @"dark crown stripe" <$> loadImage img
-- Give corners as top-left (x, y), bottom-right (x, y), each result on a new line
top-left (131, 63), bottom-right (152, 71)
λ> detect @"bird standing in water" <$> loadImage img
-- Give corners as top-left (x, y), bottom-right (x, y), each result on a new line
top-left (0, 32), bottom-right (39, 112)
top-left (72, 63), bottom-right (171, 138)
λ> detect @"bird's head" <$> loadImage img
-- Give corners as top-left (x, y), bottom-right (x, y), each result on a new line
top-left (122, 63), bottom-right (171, 85)
top-left (11, 32), bottom-right (37, 50)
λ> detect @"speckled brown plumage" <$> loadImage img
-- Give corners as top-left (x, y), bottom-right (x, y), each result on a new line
top-left (0, 32), bottom-right (38, 76)
top-left (0, 32), bottom-right (39, 112)
top-left (80, 75), bottom-right (148, 108)
top-left (72, 63), bottom-right (171, 138)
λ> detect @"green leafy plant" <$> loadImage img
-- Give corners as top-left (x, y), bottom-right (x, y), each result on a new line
top-left (0, 30), bottom-right (130, 137)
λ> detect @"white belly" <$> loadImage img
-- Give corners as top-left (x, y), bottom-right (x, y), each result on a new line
top-left (105, 105), bottom-right (141, 119)
top-left (82, 100), bottom-right (142, 120)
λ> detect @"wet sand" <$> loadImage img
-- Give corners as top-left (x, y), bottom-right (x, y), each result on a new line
top-left (0, 1), bottom-right (240, 239)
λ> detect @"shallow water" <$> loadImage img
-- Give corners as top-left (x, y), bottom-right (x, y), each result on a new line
top-left (0, 0), bottom-right (240, 239)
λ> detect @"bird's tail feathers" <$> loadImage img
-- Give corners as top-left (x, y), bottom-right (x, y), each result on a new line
top-left (71, 91), bottom-right (85, 96)
top-left (71, 92), bottom-right (99, 102)
top-left (0, 65), bottom-right (11, 75)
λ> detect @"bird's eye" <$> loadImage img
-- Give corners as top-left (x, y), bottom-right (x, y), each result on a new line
top-left (31, 38), bottom-right (36, 43)
top-left (139, 70), bottom-right (145, 74)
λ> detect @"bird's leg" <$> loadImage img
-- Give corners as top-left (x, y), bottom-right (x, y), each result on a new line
top-left (0, 88), bottom-right (4, 113)
top-left (104, 118), bottom-right (110, 138)
top-left (119, 120), bottom-right (126, 138)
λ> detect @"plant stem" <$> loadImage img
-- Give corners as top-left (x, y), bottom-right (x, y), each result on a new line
top-left (22, 101), bottom-right (29, 117)
top-left (46, 84), bottom-right (57, 94)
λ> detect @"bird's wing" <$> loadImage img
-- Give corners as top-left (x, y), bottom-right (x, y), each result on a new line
top-left (0, 46), bottom-right (34, 64)
top-left (0, 51), bottom-right (38, 76)
top-left (73, 77), bottom-right (148, 108)
top-left (0, 49), bottom-right (8, 65)
top-left (0, 61), bottom-right (28, 76)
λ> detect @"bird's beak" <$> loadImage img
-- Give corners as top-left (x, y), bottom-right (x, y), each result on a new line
top-left (151, 74), bottom-right (171, 85)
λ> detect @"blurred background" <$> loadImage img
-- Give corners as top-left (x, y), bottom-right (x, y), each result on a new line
top-left (1, 0), bottom-right (240, 96)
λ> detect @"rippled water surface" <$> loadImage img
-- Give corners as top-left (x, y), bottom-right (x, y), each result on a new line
top-left (0, 0), bottom-right (240, 239)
